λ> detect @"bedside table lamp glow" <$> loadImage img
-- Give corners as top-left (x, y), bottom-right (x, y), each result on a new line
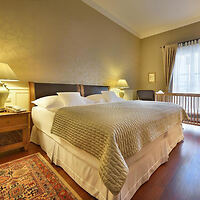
top-left (117, 79), bottom-right (129, 98)
top-left (0, 63), bottom-right (18, 112)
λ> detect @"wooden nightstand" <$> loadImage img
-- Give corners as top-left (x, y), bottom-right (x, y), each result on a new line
top-left (0, 111), bottom-right (30, 153)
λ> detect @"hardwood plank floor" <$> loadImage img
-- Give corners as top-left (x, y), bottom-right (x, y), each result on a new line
top-left (0, 124), bottom-right (200, 200)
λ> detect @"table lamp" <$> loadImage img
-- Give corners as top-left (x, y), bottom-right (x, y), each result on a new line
top-left (116, 79), bottom-right (129, 98)
top-left (0, 63), bottom-right (18, 111)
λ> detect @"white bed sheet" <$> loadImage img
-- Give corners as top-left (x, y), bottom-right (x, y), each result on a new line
top-left (32, 106), bottom-right (55, 135)
top-left (31, 106), bottom-right (184, 200)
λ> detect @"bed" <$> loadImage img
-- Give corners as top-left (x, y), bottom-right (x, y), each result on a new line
top-left (29, 82), bottom-right (186, 200)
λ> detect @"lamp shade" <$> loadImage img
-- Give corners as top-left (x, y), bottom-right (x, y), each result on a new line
top-left (116, 79), bottom-right (129, 89)
top-left (0, 63), bottom-right (18, 81)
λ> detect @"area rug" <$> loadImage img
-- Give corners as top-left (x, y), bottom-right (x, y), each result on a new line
top-left (0, 153), bottom-right (82, 200)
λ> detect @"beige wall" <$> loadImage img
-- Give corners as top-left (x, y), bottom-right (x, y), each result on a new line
top-left (2, 0), bottom-right (200, 96)
top-left (139, 21), bottom-right (200, 91)
top-left (0, 0), bottom-right (140, 90)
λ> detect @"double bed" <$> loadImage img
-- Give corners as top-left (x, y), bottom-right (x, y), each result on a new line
top-left (30, 82), bottom-right (186, 200)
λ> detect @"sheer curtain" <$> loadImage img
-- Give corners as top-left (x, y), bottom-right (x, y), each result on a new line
top-left (172, 40), bottom-right (200, 93)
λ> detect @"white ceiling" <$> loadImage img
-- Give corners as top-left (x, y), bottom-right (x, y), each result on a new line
top-left (82, 0), bottom-right (200, 39)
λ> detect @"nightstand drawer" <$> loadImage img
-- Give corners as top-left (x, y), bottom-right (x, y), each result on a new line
top-left (0, 114), bottom-right (28, 130)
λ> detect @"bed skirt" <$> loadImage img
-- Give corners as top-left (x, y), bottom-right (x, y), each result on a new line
top-left (31, 123), bottom-right (184, 200)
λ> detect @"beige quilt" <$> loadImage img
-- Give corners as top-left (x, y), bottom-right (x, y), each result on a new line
top-left (51, 100), bottom-right (187, 195)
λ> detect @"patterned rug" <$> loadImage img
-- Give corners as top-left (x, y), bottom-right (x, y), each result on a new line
top-left (0, 153), bottom-right (82, 200)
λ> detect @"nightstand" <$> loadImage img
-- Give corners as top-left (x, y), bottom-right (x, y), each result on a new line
top-left (0, 111), bottom-right (30, 153)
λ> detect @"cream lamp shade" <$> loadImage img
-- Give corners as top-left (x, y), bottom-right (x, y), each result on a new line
top-left (0, 63), bottom-right (18, 81)
top-left (116, 79), bottom-right (129, 89)
top-left (0, 63), bottom-right (18, 111)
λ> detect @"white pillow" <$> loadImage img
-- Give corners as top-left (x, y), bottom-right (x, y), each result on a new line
top-left (57, 92), bottom-right (86, 107)
top-left (86, 94), bottom-right (106, 103)
top-left (101, 91), bottom-right (125, 102)
top-left (32, 95), bottom-right (64, 111)
top-left (84, 98), bottom-right (96, 105)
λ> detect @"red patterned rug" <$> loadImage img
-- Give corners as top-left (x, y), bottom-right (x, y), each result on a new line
top-left (0, 153), bottom-right (82, 200)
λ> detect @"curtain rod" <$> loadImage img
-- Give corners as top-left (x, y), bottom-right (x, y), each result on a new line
top-left (160, 37), bottom-right (200, 48)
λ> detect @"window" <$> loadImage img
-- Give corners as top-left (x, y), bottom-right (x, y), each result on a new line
top-left (171, 40), bottom-right (200, 93)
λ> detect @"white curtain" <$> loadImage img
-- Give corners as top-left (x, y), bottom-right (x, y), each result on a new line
top-left (172, 40), bottom-right (200, 93)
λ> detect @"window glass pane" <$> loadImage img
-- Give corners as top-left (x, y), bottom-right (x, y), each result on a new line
top-left (172, 43), bottom-right (200, 93)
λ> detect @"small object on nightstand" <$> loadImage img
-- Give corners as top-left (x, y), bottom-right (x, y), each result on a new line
top-left (6, 105), bottom-right (26, 113)
top-left (0, 111), bottom-right (30, 153)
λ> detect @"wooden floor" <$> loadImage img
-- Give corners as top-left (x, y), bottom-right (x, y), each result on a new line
top-left (0, 124), bottom-right (200, 200)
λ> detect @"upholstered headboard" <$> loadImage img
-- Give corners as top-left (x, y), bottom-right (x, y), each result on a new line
top-left (33, 83), bottom-right (80, 99)
top-left (82, 85), bottom-right (109, 97)
top-left (29, 82), bottom-right (109, 110)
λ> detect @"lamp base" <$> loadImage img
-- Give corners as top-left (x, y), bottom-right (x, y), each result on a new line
top-left (0, 83), bottom-right (9, 110)
top-left (119, 91), bottom-right (124, 98)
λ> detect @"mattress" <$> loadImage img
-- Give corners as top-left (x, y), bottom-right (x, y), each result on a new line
top-left (31, 106), bottom-right (184, 200)
top-left (32, 106), bottom-right (55, 135)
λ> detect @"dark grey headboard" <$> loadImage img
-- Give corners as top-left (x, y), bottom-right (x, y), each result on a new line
top-left (34, 83), bottom-right (80, 99)
top-left (82, 85), bottom-right (109, 97)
